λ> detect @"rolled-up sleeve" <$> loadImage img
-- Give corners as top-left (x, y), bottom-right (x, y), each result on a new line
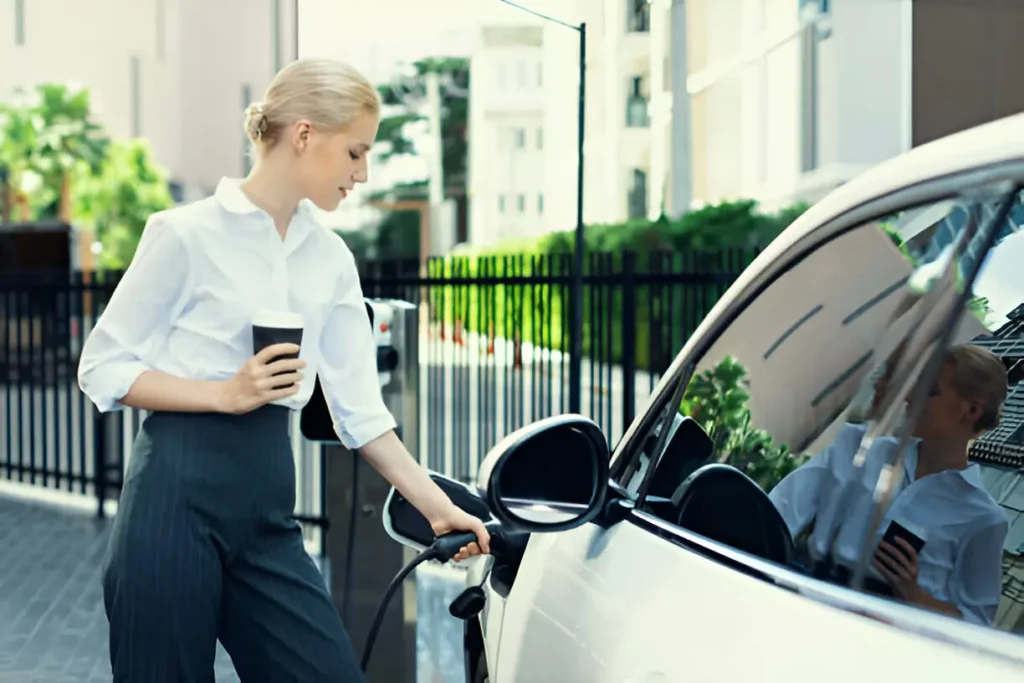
top-left (318, 249), bottom-right (397, 449)
top-left (768, 426), bottom-right (857, 538)
top-left (949, 519), bottom-right (1009, 626)
top-left (77, 214), bottom-right (191, 412)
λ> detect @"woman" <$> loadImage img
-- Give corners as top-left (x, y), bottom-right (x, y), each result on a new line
top-left (78, 58), bottom-right (489, 682)
top-left (769, 343), bottom-right (1009, 625)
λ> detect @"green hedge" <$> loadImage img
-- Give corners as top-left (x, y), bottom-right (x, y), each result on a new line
top-left (426, 248), bottom-right (760, 372)
top-left (423, 200), bottom-right (806, 371)
top-left (528, 199), bottom-right (809, 255)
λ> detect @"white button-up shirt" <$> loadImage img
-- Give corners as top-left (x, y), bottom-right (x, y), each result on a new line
top-left (77, 178), bottom-right (396, 449)
top-left (769, 423), bottom-right (1009, 625)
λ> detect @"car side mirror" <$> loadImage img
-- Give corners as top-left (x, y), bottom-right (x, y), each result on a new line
top-left (478, 415), bottom-right (610, 533)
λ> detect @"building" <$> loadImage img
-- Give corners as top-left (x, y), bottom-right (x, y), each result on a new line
top-left (465, 0), bottom-right (581, 247)
top-left (575, 0), bottom-right (655, 225)
top-left (467, 24), bottom-right (547, 246)
top-left (0, 0), bottom-right (301, 200)
top-left (535, 0), bottom-right (1024, 229)
top-left (676, 0), bottom-right (1024, 213)
top-left (467, 0), bottom-right (658, 244)
top-left (970, 305), bottom-right (1024, 635)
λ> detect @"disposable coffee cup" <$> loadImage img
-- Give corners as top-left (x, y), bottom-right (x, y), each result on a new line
top-left (252, 310), bottom-right (304, 389)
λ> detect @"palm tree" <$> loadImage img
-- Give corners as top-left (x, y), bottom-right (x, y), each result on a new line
top-left (0, 83), bottom-right (109, 224)
top-left (0, 99), bottom-right (42, 222)
top-left (28, 83), bottom-right (109, 222)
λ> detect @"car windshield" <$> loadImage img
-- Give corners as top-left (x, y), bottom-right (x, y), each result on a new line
top-left (637, 184), bottom-right (1024, 634)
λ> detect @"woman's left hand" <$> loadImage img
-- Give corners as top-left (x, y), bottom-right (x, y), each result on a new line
top-left (430, 506), bottom-right (491, 562)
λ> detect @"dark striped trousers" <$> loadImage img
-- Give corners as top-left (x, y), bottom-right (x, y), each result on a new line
top-left (102, 406), bottom-right (364, 682)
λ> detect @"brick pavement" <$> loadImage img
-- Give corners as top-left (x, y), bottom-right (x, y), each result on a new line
top-left (0, 494), bottom-right (239, 682)
top-left (0, 494), bottom-right (467, 683)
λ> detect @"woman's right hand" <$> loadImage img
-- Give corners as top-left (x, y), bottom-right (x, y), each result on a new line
top-left (217, 343), bottom-right (306, 414)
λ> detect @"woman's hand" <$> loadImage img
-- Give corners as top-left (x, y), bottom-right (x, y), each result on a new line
top-left (874, 538), bottom-right (965, 618)
top-left (430, 505), bottom-right (491, 563)
top-left (358, 432), bottom-right (491, 563)
top-left (873, 537), bottom-right (923, 602)
top-left (218, 343), bottom-right (306, 414)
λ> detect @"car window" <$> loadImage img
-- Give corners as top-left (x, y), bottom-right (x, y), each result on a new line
top-left (625, 182), bottom-right (1024, 635)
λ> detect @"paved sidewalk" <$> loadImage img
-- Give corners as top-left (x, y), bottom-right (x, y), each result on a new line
top-left (0, 494), bottom-right (466, 683)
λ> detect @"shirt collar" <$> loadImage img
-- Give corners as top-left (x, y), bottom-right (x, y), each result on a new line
top-left (213, 177), bottom-right (318, 221)
top-left (904, 440), bottom-right (985, 489)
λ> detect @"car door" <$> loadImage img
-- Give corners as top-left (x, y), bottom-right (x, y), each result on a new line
top-left (491, 173), bottom-right (1024, 682)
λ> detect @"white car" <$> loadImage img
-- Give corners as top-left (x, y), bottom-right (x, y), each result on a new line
top-left (385, 113), bottom-right (1024, 682)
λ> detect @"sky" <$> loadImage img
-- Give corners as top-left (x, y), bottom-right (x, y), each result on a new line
top-left (975, 231), bottom-right (1024, 329)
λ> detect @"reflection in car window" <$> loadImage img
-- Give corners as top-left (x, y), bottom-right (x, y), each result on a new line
top-left (951, 192), bottom-right (1024, 633)
top-left (633, 187), bottom-right (1024, 635)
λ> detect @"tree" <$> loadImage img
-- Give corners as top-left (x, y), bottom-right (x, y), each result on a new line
top-left (680, 355), bottom-right (807, 491)
top-left (375, 57), bottom-right (469, 199)
top-left (362, 57), bottom-right (469, 258)
top-left (72, 138), bottom-right (173, 269)
top-left (0, 99), bottom-right (41, 221)
top-left (30, 83), bottom-right (110, 222)
top-left (0, 83), bottom-right (109, 223)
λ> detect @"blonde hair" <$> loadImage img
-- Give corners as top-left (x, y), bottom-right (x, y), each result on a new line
top-left (944, 343), bottom-right (1008, 432)
top-left (243, 58), bottom-right (380, 148)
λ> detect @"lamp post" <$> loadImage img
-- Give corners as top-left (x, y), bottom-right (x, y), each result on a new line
top-left (499, 0), bottom-right (586, 414)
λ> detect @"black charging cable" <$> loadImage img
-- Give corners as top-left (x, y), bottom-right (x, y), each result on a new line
top-left (359, 526), bottom-right (501, 672)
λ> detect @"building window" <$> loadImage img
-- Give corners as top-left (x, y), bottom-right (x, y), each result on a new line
top-left (537, 193), bottom-right (544, 214)
top-left (537, 62), bottom-right (543, 87)
top-left (517, 61), bottom-right (527, 87)
top-left (242, 84), bottom-right (253, 174)
top-left (536, 127), bottom-right (544, 150)
top-left (498, 194), bottom-right (506, 213)
top-left (626, 0), bottom-right (650, 33)
top-left (626, 76), bottom-right (650, 128)
top-left (627, 169), bottom-right (647, 220)
top-left (497, 63), bottom-right (506, 87)
top-left (514, 128), bottom-right (526, 149)
top-left (14, 0), bottom-right (25, 45)
top-left (130, 55), bottom-right (142, 138)
top-left (517, 194), bottom-right (526, 214)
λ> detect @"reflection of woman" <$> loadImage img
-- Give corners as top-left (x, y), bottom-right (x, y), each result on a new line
top-left (770, 344), bottom-right (1009, 625)
top-left (78, 59), bottom-right (489, 681)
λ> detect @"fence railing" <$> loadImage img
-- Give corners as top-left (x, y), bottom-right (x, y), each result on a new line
top-left (361, 249), bottom-right (754, 481)
top-left (0, 248), bottom-right (753, 546)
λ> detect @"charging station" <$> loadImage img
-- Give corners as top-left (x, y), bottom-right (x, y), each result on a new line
top-left (300, 299), bottom-right (419, 683)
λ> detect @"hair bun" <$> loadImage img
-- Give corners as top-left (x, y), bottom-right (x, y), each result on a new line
top-left (244, 102), bottom-right (269, 141)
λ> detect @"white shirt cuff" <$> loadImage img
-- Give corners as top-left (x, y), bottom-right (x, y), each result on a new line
top-left (335, 412), bottom-right (397, 450)
top-left (80, 360), bottom-right (151, 413)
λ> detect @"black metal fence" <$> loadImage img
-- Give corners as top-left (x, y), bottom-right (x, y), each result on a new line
top-left (360, 249), bottom-right (753, 480)
top-left (0, 249), bottom-right (753, 534)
